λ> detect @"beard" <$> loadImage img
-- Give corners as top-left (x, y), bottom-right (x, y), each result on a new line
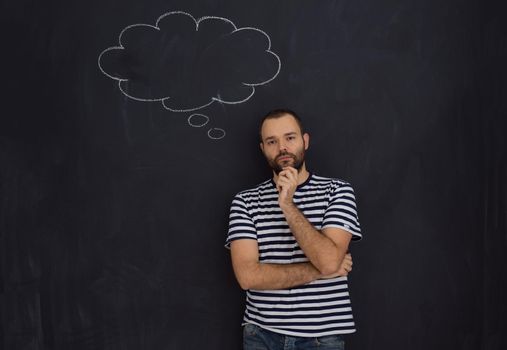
top-left (266, 148), bottom-right (306, 175)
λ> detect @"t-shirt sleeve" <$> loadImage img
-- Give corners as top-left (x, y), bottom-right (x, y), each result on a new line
top-left (225, 193), bottom-right (257, 249)
top-left (322, 182), bottom-right (362, 241)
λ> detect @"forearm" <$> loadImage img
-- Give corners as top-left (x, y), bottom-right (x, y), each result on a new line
top-left (235, 261), bottom-right (321, 290)
top-left (281, 203), bottom-right (346, 275)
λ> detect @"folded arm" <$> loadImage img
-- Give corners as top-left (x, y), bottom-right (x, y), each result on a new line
top-left (282, 203), bottom-right (352, 275)
top-left (277, 168), bottom-right (352, 275)
top-left (230, 239), bottom-right (352, 290)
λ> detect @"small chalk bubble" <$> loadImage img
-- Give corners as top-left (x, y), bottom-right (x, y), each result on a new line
top-left (208, 128), bottom-right (226, 140)
top-left (188, 114), bottom-right (210, 127)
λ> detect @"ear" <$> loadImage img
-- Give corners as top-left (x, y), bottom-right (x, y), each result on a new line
top-left (259, 142), bottom-right (264, 153)
top-left (303, 133), bottom-right (310, 150)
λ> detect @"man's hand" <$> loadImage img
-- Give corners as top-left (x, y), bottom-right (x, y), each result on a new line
top-left (320, 253), bottom-right (353, 279)
top-left (276, 167), bottom-right (299, 208)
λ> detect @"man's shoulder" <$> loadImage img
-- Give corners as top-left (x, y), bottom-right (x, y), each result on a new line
top-left (309, 174), bottom-right (353, 189)
top-left (234, 178), bottom-right (275, 199)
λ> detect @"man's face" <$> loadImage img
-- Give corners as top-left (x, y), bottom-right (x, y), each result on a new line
top-left (260, 114), bottom-right (309, 175)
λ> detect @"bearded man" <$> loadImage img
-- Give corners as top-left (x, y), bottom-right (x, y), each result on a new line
top-left (226, 109), bottom-right (362, 350)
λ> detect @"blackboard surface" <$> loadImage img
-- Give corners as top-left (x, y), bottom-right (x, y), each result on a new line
top-left (1, 1), bottom-right (506, 349)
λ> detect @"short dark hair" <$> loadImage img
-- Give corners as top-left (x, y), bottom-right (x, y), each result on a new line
top-left (259, 108), bottom-right (304, 141)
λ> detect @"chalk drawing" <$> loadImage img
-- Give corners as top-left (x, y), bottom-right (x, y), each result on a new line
top-left (98, 11), bottom-right (281, 139)
top-left (188, 114), bottom-right (209, 128)
top-left (208, 128), bottom-right (226, 140)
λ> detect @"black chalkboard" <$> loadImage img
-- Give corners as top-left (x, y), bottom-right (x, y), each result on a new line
top-left (1, 0), bottom-right (506, 349)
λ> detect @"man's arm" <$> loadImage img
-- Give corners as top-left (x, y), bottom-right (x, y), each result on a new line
top-left (230, 239), bottom-right (352, 290)
top-left (277, 168), bottom-right (352, 275)
top-left (281, 205), bottom-right (352, 275)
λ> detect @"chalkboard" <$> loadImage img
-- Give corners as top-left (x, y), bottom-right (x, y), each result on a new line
top-left (1, 0), bottom-right (506, 349)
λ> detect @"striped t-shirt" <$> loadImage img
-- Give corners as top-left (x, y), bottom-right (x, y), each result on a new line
top-left (226, 173), bottom-right (362, 337)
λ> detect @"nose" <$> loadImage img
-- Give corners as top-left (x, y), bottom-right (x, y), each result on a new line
top-left (278, 139), bottom-right (287, 152)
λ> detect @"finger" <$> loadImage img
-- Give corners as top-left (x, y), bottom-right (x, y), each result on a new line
top-left (279, 168), bottom-right (294, 177)
top-left (287, 167), bottom-right (298, 178)
top-left (282, 167), bottom-right (298, 182)
top-left (278, 170), bottom-right (288, 178)
top-left (277, 181), bottom-right (291, 194)
top-left (276, 177), bottom-right (293, 188)
top-left (342, 260), bottom-right (352, 270)
top-left (280, 166), bottom-right (297, 176)
top-left (279, 174), bottom-right (295, 187)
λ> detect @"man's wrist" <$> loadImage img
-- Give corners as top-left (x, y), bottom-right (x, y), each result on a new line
top-left (279, 200), bottom-right (297, 211)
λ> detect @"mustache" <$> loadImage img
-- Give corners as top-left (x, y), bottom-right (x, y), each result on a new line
top-left (275, 151), bottom-right (296, 161)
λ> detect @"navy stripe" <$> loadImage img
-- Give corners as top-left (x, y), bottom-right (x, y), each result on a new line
top-left (259, 254), bottom-right (307, 261)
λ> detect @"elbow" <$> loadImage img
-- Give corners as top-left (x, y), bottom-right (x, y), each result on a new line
top-left (316, 257), bottom-right (342, 276)
top-left (236, 275), bottom-right (254, 290)
top-left (238, 281), bottom-right (252, 291)
top-left (318, 265), bottom-right (339, 276)
top-left (234, 265), bottom-right (259, 290)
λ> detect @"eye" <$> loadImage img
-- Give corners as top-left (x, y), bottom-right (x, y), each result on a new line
top-left (287, 135), bottom-right (296, 141)
top-left (266, 140), bottom-right (276, 145)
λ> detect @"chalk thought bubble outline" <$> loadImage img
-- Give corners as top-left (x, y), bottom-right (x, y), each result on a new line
top-left (97, 11), bottom-right (281, 113)
top-left (188, 114), bottom-right (210, 127)
top-left (207, 128), bottom-right (226, 140)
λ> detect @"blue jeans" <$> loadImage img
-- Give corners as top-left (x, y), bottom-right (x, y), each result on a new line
top-left (243, 324), bottom-right (345, 350)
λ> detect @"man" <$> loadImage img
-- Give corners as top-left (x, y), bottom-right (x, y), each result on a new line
top-left (226, 109), bottom-right (362, 350)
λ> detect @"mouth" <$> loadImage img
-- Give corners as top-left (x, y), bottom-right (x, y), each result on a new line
top-left (276, 155), bottom-right (294, 163)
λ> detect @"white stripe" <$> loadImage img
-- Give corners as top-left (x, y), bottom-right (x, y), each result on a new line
top-left (330, 197), bottom-right (356, 207)
top-left (249, 299), bottom-right (351, 309)
top-left (323, 219), bottom-right (360, 232)
top-left (327, 204), bottom-right (357, 216)
top-left (228, 233), bottom-right (256, 241)
top-left (253, 213), bottom-right (285, 220)
top-left (247, 322), bottom-right (356, 331)
top-left (248, 291), bottom-right (349, 302)
top-left (228, 226), bottom-right (256, 233)
top-left (257, 230), bottom-right (292, 238)
top-left (258, 251), bottom-right (303, 257)
top-left (229, 219), bottom-right (254, 226)
top-left (251, 279), bottom-right (347, 295)
top-left (300, 209), bottom-right (326, 215)
top-left (246, 304), bottom-right (352, 316)
top-left (244, 191), bottom-right (278, 199)
top-left (245, 312), bottom-right (353, 323)
top-left (260, 258), bottom-right (309, 264)
top-left (258, 242), bottom-right (298, 249)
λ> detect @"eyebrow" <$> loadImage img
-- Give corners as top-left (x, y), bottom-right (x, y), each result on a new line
top-left (263, 132), bottom-right (298, 143)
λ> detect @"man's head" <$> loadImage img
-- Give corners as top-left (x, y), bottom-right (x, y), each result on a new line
top-left (259, 109), bottom-right (309, 175)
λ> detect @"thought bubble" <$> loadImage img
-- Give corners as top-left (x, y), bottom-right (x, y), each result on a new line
top-left (188, 113), bottom-right (210, 128)
top-left (207, 128), bottom-right (226, 140)
top-left (98, 11), bottom-right (281, 139)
